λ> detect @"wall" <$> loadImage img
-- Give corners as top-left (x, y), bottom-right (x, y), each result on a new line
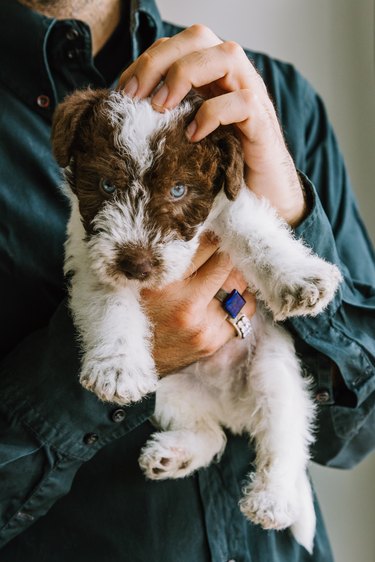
top-left (157, 1), bottom-right (375, 561)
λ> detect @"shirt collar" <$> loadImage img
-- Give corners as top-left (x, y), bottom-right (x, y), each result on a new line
top-left (129, 0), bottom-right (163, 60)
top-left (132, 0), bottom-right (163, 33)
top-left (0, 0), bottom-right (163, 118)
top-left (0, 1), bottom-right (55, 114)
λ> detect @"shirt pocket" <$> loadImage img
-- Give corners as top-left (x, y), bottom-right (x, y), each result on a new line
top-left (0, 408), bottom-right (85, 548)
top-left (0, 410), bottom-right (48, 524)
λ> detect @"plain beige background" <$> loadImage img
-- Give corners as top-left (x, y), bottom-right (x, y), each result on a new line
top-left (157, 1), bottom-right (375, 561)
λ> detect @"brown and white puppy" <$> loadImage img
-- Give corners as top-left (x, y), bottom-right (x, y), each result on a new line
top-left (52, 89), bottom-right (342, 553)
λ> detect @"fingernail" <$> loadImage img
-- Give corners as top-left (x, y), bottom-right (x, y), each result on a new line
top-left (151, 84), bottom-right (169, 111)
top-left (123, 76), bottom-right (138, 98)
top-left (186, 120), bottom-right (197, 140)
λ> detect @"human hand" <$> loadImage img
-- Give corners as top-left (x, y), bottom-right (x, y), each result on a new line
top-left (118, 25), bottom-right (307, 226)
top-left (141, 234), bottom-right (256, 375)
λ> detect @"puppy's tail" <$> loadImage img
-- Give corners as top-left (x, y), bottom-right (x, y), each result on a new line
top-left (290, 472), bottom-right (316, 554)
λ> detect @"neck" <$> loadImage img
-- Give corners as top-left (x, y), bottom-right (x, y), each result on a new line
top-left (18, 0), bottom-right (122, 55)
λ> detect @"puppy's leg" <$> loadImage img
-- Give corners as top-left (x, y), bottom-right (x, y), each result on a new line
top-left (213, 188), bottom-right (341, 320)
top-left (238, 319), bottom-right (316, 552)
top-left (71, 279), bottom-right (158, 404)
top-left (139, 373), bottom-right (226, 479)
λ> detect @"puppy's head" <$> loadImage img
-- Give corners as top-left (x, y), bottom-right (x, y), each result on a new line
top-left (52, 89), bottom-right (244, 288)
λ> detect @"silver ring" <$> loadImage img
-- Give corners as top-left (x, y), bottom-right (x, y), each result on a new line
top-left (227, 313), bottom-right (253, 339)
top-left (214, 288), bottom-right (230, 303)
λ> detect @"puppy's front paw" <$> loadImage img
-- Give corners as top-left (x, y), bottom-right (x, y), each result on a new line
top-left (270, 260), bottom-right (342, 321)
top-left (80, 355), bottom-right (158, 404)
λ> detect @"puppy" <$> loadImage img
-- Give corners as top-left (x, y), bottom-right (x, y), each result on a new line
top-left (52, 89), bottom-right (342, 553)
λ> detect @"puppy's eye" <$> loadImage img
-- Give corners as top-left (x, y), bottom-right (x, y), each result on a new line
top-left (100, 178), bottom-right (117, 195)
top-left (170, 184), bottom-right (186, 199)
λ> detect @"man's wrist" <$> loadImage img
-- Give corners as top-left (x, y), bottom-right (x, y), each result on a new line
top-left (286, 172), bottom-right (310, 228)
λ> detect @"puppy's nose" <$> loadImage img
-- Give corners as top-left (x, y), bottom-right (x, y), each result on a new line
top-left (119, 257), bottom-right (153, 280)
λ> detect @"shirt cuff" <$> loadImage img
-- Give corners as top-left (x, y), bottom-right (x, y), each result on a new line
top-left (289, 173), bottom-right (373, 407)
top-left (292, 171), bottom-right (343, 318)
top-left (294, 172), bottom-right (340, 266)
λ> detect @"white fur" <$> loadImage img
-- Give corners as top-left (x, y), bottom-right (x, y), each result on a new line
top-left (107, 92), bottom-right (192, 174)
top-left (63, 94), bottom-right (342, 554)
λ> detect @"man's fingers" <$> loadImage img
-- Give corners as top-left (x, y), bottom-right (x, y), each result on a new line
top-left (117, 37), bottom-right (170, 90)
top-left (186, 243), bottom-right (256, 313)
top-left (207, 269), bottom-right (256, 332)
top-left (119, 25), bottom-right (222, 99)
top-left (151, 41), bottom-right (254, 111)
top-left (185, 89), bottom-right (261, 142)
top-left (183, 232), bottom-right (220, 278)
top-left (220, 268), bottom-right (249, 295)
top-left (205, 285), bottom-right (257, 347)
top-left (187, 250), bottom-right (234, 306)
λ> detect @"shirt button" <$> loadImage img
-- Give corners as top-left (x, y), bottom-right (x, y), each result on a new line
top-left (66, 28), bottom-right (79, 41)
top-left (83, 432), bottom-right (99, 445)
top-left (17, 511), bottom-right (35, 522)
top-left (36, 95), bottom-right (50, 108)
top-left (315, 389), bottom-right (331, 403)
top-left (111, 408), bottom-right (126, 423)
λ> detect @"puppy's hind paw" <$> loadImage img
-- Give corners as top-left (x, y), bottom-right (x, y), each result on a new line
top-left (139, 433), bottom-right (197, 480)
top-left (80, 355), bottom-right (158, 405)
top-left (239, 487), bottom-right (298, 531)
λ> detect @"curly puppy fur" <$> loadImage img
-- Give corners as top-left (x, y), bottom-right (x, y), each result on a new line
top-left (52, 89), bottom-right (342, 553)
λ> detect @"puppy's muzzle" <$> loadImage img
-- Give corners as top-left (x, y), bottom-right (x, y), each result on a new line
top-left (118, 256), bottom-right (154, 280)
top-left (116, 243), bottom-right (162, 281)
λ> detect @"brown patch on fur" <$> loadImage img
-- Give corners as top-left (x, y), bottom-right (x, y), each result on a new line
top-left (211, 128), bottom-right (245, 200)
top-left (144, 119), bottom-right (221, 241)
top-left (52, 89), bottom-right (244, 240)
top-left (142, 105), bottom-right (244, 241)
top-left (52, 89), bottom-right (132, 232)
top-left (69, 151), bottom-right (130, 234)
top-left (52, 88), bottom-right (109, 168)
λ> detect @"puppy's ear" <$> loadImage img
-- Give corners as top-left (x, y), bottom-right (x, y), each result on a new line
top-left (183, 89), bottom-right (205, 110)
top-left (51, 88), bottom-right (107, 168)
top-left (213, 127), bottom-right (244, 200)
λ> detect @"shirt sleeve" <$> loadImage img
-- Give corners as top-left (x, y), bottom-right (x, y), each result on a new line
top-left (288, 81), bottom-right (375, 468)
top-left (0, 300), bottom-right (155, 547)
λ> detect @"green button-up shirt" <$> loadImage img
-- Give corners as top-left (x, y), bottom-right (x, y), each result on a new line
top-left (0, 1), bottom-right (374, 560)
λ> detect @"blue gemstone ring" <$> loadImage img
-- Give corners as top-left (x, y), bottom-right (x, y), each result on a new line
top-left (214, 288), bottom-right (246, 319)
top-left (215, 288), bottom-right (255, 341)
